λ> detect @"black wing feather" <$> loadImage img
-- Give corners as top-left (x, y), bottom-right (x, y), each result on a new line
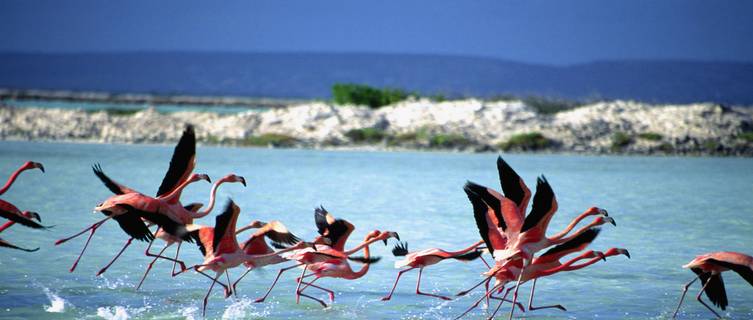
top-left (707, 259), bottom-right (753, 286)
top-left (348, 256), bottom-right (382, 264)
top-left (119, 205), bottom-right (193, 243)
top-left (521, 176), bottom-right (554, 232)
top-left (156, 124), bottom-right (196, 197)
top-left (464, 181), bottom-right (505, 231)
top-left (464, 184), bottom-right (495, 255)
top-left (453, 250), bottom-right (482, 261)
top-left (188, 230), bottom-right (207, 256)
top-left (264, 230), bottom-right (301, 246)
top-left (691, 268), bottom-right (728, 310)
top-left (92, 163), bottom-right (126, 195)
top-left (497, 156), bottom-right (526, 208)
top-left (541, 228), bottom-right (601, 258)
top-left (212, 200), bottom-right (236, 254)
top-left (392, 241), bottom-right (409, 257)
top-left (0, 209), bottom-right (48, 229)
top-left (105, 211), bottom-right (154, 242)
top-left (0, 238), bottom-right (39, 252)
top-left (314, 206), bottom-right (329, 236)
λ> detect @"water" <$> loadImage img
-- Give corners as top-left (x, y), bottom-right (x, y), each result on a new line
top-left (0, 140), bottom-right (752, 319)
top-left (0, 99), bottom-right (266, 114)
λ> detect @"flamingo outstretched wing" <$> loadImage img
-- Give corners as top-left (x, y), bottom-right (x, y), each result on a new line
top-left (520, 176), bottom-right (558, 236)
top-left (156, 124), bottom-right (196, 197)
top-left (212, 200), bottom-right (240, 254)
top-left (465, 181), bottom-right (523, 232)
top-left (691, 267), bottom-right (728, 310)
top-left (0, 238), bottom-right (39, 252)
top-left (314, 206), bottom-right (353, 251)
top-left (706, 259), bottom-right (753, 286)
top-left (92, 164), bottom-right (137, 195)
top-left (497, 156), bottom-right (531, 214)
top-left (538, 228), bottom-right (601, 262)
top-left (0, 207), bottom-right (48, 229)
top-left (464, 184), bottom-right (507, 255)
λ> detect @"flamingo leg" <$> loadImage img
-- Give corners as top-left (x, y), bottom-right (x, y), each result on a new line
top-left (526, 278), bottom-right (566, 311)
top-left (454, 283), bottom-right (503, 320)
top-left (135, 244), bottom-right (169, 291)
top-left (254, 262), bottom-right (303, 303)
top-left (294, 266), bottom-right (308, 304)
top-left (143, 230), bottom-right (186, 269)
top-left (457, 276), bottom-right (492, 296)
top-left (672, 276), bottom-right (699, 319)
top-left (96, 237), bottom-right (134, 276)
top-left (507, 263), bottom-right (527, 320)
top-left (479, 255), bottom-right (491, 269)
top-left (299, 278), bottom-right (335, 303)
top-left (381, 267), bottom-right (415, 301)
top-left (225, 270), bottom-right (235, 298)
top-left (170, 241), bottom-right (184, 276)
top-left (232, 267), bottom-right (253, 296)
top-left (415, 267), bottom-right (452, 300)
top-left (202, 271), bottom-right (222, 317)
top-left (64, 218), bottom-right (110, 272)
top-left (484, 277), bottom-right (490, 309)
top-left (695, 277), bottom-right (722, 319)
top-left (488, 287), bottom-right (517, 320)
top-left (296, 278), bottom-right (328, 308)
top-left (490, 287), bottom-right (524, 313)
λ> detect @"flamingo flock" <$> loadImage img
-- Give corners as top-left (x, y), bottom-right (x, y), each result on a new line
top-left (1, 124), bottom-right (751, 319)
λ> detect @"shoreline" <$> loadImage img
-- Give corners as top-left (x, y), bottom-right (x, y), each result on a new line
top-left (2, 98), bottom-right (753, 157)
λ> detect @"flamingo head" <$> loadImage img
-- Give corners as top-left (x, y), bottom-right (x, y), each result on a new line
top-left (377, 231), bottom-right (400, 245)
top-left (189, 173), bottom-right (211, 184)
top-left (21, 161), bottom-right (45, 173)
top-left (604, 248), bottom-right (631, 259)
top-left (221, 174), bottom-right (246, 186)
top-left (22, 211), bottom-right (41, 222)
top-left (594, 215), bottom-right (617, 227)
top-left (247, 220), bottom-right (266, 229)
top-left (585, 207), bottom-right (609, 217)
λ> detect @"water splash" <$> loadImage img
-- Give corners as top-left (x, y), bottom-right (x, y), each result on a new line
top-left (42, 287), bottom-right (68, 313)
top-left (180, 306), bottom-right (199, 320)
top-left (222, 298), bottom-right (271, 319)
top-left (96, 306), bottom-right (130, 320)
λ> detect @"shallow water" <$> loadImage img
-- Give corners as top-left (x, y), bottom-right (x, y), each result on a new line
top-left (0, 141), bottom-right (752, 319)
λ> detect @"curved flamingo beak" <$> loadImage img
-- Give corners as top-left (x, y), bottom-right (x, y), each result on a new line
top-left (604, 216), bottom-right (616, 226)
top-left (33, 162), bottom-right (45, 173)
top-left (239, 176), bottom-right (246, 187)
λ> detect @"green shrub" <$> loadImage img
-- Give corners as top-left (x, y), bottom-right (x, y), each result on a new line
top-left (345, 128), bottom-right (386, 143)
top-left (332, 83), bottom-right (409, 109)
top-left (611, 132), bottom-right (632, 151)
top-left (386, 129), bottom-right (430, 146)
top-left (638, 132), bottom-right (663, 141)
top-left (739, 132), bottom-right (753, 142)
top-left (658, 143), bottom-right (674, 153)
top-left (429, 134), bottom-right (472, 148)
top-left (499, 132), bottom-right (551, 151)
top-left (702, 140), bottom-right (719, 151)
top-left (523, 96), bottom-right (581, 115)
top-left (86, 108), bottom-right (142, 116)
top-left (240, 134), bottom-right (297, 147)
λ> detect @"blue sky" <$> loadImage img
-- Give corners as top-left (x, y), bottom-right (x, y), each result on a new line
top-left (2, 0), bottom-right (752, 65)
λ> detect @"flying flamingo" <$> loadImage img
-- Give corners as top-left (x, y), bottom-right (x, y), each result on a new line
top-left (0, 209), bottom-right (49, 252)
top-left (181, 200), bottom-right (311, 316)
top-left (0, 161), bottom-right (44, 196)
top-left (294, 230), bottom-right (388, 308)
top-left (380, 240), bottom-right (484, 301)
top-left (132, 173), bottom-right (246, 288)
top-left (672, 252), bottom-right (753, 319)
top-left (455, 228), bottom-right (630, 319)
top-left (55, 125), bottom-right (207, 272)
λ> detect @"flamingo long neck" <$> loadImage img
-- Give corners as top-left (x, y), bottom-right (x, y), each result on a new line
top-left (342, 236), bottom-right (383, 255)
top-left (347, 238), bottom-right (373, 280)
top-left (534, 250), bottom-right (597, 278)
top-left (550, 218), bottom-right (602, 245)
top-left (0, 166), bottom-right (28, 195)
top-left (446, 240), bottom-right (485, 256)
top-left (548, 209), bottom-right (599, 241)
top-left (244, 244), bottom-right (301, 261)
top-left (159, 177), bottom-right (198, 203)
top-left (0, 220), bottom-right (16, 233)
top-left (190, 178), bottom-right (228, 219)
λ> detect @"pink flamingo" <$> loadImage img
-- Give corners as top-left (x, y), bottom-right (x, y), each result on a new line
top-left (0, 208), bottom-right (48, 252)
top-left (0, 161), bottom-right (44, 196)
top-left (294, 230), bottom-right (388, 308)
top-left (133, 173), bottom-right (246, 288)
top-left (455, 228), bottom-right (629, 319)
top-left (672, 251), bottom-right (753, 319)
top-left (182, 200), bottom-right (312, 316)
top-left (381, 240), bottom-right (485, 301)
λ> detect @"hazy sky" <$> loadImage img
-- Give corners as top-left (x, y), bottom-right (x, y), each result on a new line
top-left (2, 0), bottom-right (752, 65)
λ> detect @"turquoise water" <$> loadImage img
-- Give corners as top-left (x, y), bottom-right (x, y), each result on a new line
top-left (0, 99), bottom-right (265, 114)
top-left (0, 141), bottom-right (752, 319)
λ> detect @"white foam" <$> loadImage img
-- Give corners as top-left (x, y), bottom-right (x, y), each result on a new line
top-left (221, 299), bottom-right (270, 319)
top-left (96, 306), bottom-right (130, 320)
top-left (42, 287), bottom-right (68, 313)
top-left (180, 306), bottom-right (199, 320)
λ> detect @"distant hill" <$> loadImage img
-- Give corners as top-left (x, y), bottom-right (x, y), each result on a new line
top-left (1, 52), bottom-right (752, 105)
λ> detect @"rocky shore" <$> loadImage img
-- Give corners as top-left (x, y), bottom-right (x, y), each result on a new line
top-left (2, 99), bottom-right (753, 156)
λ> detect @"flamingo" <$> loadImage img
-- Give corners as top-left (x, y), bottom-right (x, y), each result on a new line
top-left (455, 228), bottom-right (630, 319)
top-left (294, 230), bottom-right (386, 308)
top-left (181, 200), bottom-right (311, 316)
top-left (380, 240), bottom-right (485, 301)
top-left (672, 251), bottom-right (753, 319)
top-left (132, 173), bottom-right (246, 288)
top-left (0, 161), bottom-right (44, 196)
top-left (55, 125), bottom-right (208, 272)
top-left (0, 209), bottom-right (49, 252)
